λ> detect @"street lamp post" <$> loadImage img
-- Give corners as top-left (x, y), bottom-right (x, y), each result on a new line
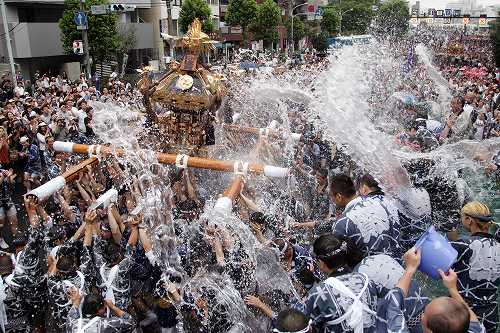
top-left (338, 8), bottom-right (353, 36)
top-left (291, 3), bottom-right (307, 54)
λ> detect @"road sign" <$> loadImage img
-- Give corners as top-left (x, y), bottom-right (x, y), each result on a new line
top-left (478, 17), bottom-right (487, 26)
top-left (73, 40), bottom-right (83, 55)
top-left (453, 9), bottom-right (461, 17)
top-left (444, 17), bottom-right (451, 24)
top-left (444, 8), bottom-right (452, 17)
top-left (91, 5), bottom-right (107, 15)
top-left (315, 7), bottom-right (324, 20)
top-left (436, 10), bottom-right (443, 17)
top-left (74, 11), bottom-right (87, 26)
top-left (307, 4), bottom-right (315, 21)
top-left (463, 17), bottom-right (470, 25)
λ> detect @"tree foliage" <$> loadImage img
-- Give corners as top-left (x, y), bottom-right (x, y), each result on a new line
top-left (225, 0), bottom-right (258, 43)
top-left (321, 7), bottom-right (340, 36)
top-left (250, 0), bottom-right (282, 45)
top-left (284, 17), bottom-right (306, 44)
top-left (373, 0), bottom-right (409, 36)
top-left (59, 0), bottom-right (119, 69)
top-left (326, 0), bottom-right (374, 35)
top-left (490, 11), bottom-right (500, 67)
top-left (179, 0), bottom-right (213, 33)
top-left (310, 32), bottom-right (328, 52)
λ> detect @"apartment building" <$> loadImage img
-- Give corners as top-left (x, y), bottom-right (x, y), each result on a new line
top-left (0, 0), bottom-right (154, 80)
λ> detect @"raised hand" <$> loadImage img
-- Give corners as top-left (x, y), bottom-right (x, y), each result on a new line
top-left (403, 247), bottom-right (421, 272)
top-left (438, 268), bottom-right (458, 291)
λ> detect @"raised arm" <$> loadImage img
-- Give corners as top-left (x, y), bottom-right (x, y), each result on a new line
top-left (396, 247), bottom-right (421, 297)
top-left (56, 190), bottom-right (76, 223)
top-left (75, 174), bottom-right (92, 205)
top-left (107, 205), bottom-right (123, 244)
top-left (438, 268), bottom-right (479, 323)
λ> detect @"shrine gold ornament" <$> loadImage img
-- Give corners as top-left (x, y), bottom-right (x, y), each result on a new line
top-left (138, 19), bottom-right (227, 153)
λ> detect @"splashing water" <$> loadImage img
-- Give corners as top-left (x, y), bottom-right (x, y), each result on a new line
top-left (87, 35), bottom-right (500, 331)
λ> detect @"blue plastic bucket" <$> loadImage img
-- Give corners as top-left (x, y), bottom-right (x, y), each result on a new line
top-left (414, 226), bottom-right (458, 279)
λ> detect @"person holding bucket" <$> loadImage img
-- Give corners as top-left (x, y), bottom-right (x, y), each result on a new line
top-left (450, 201), bottom-right (500, 333)
top-left (383, 247), bottom-right (486, 333)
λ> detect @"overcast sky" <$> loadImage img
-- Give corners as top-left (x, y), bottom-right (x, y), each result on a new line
top-left (408, 0), bottom-right (500, 10)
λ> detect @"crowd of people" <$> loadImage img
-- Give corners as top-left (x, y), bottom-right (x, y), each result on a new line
top-left (0, 25), bottom-right (496, 333)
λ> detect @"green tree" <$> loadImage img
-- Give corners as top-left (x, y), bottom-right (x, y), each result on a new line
top-left (179, 0), bottom-right (213, 33)
top-left (321, 7), bottom-right (340, 35)
top-left (490, 11), bottom-right (500, 67)
top-left (59, 0), bottom-right (119, 74)
top-left (310, 32), bottom-right (328, 52)
top-left (374, 0), bottom-right (409, 36)
top-left (225, 0), bottom-right (258, 47)
top-left (116, 24), bottom-right (137, 74)
top-left (326, 0), bottom-right (374, 35)
top-left (250, 0), bottom-right (282, 47)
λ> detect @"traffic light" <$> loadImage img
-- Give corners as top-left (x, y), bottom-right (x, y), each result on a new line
top-left (108, 4), bottom-right (136, 12)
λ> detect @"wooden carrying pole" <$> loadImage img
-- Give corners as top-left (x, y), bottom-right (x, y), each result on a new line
top-left (51, 141), bottom-right (289, 178)
top-left (26, 157), bottom-right (98, 201)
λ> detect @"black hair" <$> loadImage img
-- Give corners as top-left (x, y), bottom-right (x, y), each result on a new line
top-left (275, 308), bottom-right (310, 332)
top-left (313, 234), bottom-right (362, 271)
top-left (453, 95), bottom-right (465, 108)
top-left (177, 199), bottom-right (198, 213)
top-left (47, 225), bottom-right (67, 247)
top-left (56, 255), bottom-right (77, 274)
top-left (12, 235), bottom-right (27, 248)
top-left (82, 292), bottom-right (105, 317)
top-left (405, 120), bottom-right (419, 131)
top-left (103, 241), bottom-right (122, 266)
top-left (426, 299), bottom-right (470, 333)
top-left (56, 244), bottom-right (79, 273)
top-left (329, 174), bottom-right (356, 198)
top-left (249, 212), bottom-right (266, 225)
top-left (358, 174), bottom-right (383, 195)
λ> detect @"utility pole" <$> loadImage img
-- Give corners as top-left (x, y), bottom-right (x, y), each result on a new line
top-left (80, 0), bottom-right (91, 78)
top-left (165, 0), bottom-right (175, 58)
top-left (0, 0), bottom-right (17, 88)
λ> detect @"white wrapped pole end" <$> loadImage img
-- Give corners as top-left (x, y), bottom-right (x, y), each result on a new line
top-left (214, 197), bottom-right (232, 214)
top-left (263, 166), bottom-right (289, 178)
top-left (52, 141), bottom-right (74, 153)
top-left (89, 188), bottom-right (118, 210)
top-left (26, 176), bottom-right (66, 201)
top-left (232, 113), bottom-right (241, 124)
top-left (268, 120), bottom-right (279, 129)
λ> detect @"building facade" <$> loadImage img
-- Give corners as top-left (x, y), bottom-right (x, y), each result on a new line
top-left (0, 0), bottom-right (154, 81)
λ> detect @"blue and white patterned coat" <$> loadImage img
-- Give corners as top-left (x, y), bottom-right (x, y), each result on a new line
top-left (332, 195), bottom-right (402, 259)
top-left (451, 233), bottom-right (500, 333)
top-left (355, 254), bottom-right (429, 333)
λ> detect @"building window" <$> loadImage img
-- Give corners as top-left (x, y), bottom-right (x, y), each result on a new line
top-left (18, 5), bottom-right (64, 22)
top-left (172, 19), bottom-right (178, 36)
